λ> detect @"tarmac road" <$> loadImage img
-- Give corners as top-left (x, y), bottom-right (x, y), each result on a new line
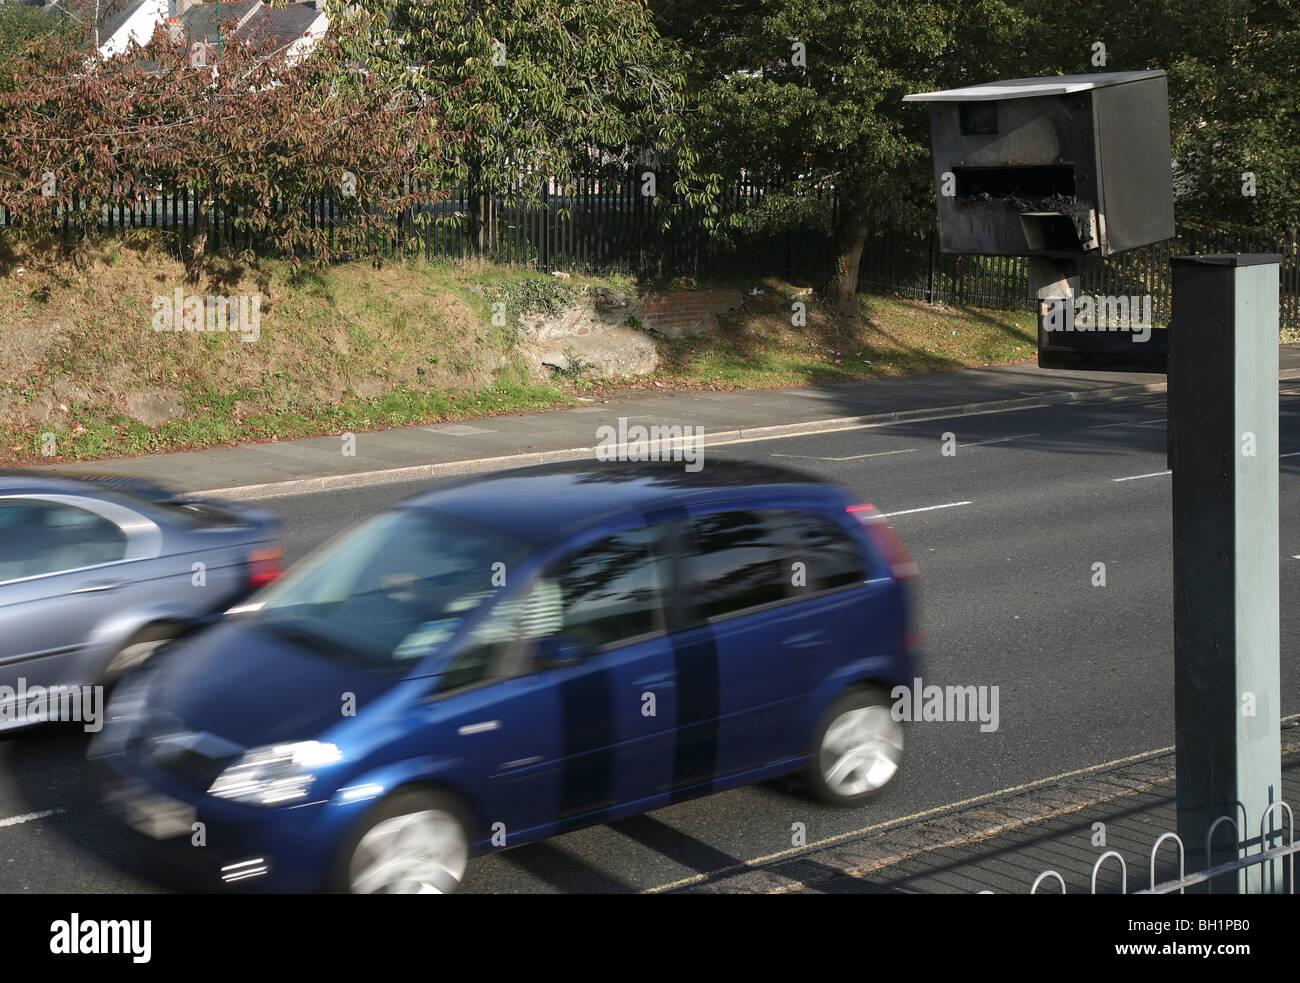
top-left (3, 387), bottom-right (1298, 893)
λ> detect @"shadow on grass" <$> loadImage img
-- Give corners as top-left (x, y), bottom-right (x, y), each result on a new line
top-left (657, 285), bottom-right (1025, 386)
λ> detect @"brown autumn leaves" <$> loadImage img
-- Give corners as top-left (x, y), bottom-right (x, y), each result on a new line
top-left (0, 12), bottom-right (464, 284)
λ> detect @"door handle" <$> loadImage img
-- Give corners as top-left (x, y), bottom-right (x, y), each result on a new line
top-left (782, 631), bottom-right (828, 649)
top-left (68, 581), bottom-right (123, 594)
top-left (633, 671), bottom-right (677, 690)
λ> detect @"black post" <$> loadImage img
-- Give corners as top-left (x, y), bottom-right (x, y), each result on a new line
top-left (540, 178), bottom-right (549, 273)
top-left (927, 227), bottom-right (937, 304)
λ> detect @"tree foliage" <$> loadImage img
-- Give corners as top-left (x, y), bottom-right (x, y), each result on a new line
top-left (1005, 0), bottom-right (1300, 236)
top-left (656, 0), bottom-right (1296, 304)
top-left (333, 0), bottom-right (721, 243)
top-left (0, 2), bottom-right (74, 80)
top-left (0, 10), bottom-right (457, 283)
top-left (1, 0), bottom-right (1292, 298)
top-left (653, 0), bottom-right (964, 308)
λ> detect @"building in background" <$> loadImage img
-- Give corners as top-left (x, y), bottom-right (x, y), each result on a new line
top-left (41, 0), bottom-right (327, 63)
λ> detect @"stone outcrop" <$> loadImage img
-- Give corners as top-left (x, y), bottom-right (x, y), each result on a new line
top-left (516, 287), bottom-right (744, 379)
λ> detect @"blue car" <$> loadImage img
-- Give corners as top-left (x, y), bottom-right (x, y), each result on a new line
top-left (91, 460), bottom-right (918, 893)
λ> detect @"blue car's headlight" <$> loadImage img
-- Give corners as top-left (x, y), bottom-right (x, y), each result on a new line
top-left (207, 741), bottom-right (342, 806)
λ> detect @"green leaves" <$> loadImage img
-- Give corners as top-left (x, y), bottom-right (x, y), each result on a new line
top-left (0, 4), bottom-right (72, 84)
top-left (656, 0), bottom-right (949, 238)
top-left (949, 0), bottom-right (1300, 235)
top-left (350, 0), bottom-right (708, 208)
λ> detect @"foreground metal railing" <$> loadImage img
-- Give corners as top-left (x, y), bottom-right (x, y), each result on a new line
top-left (982, 800), bottom-right (1295, 894)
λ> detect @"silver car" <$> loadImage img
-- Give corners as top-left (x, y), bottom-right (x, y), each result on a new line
top-left (0, 471), bottom-right (282, 730)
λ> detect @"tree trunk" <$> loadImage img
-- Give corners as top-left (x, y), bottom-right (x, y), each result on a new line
top-left (467, 160), bottom-right (484, 256)
top-left (187, 198), bottom-right (209, 286)
top-left (478, 192), bottom-right (495, 254)
top-left (471, 191), bottom-right (490, 253)
top-left (826, 210), bottom-right (869, 316)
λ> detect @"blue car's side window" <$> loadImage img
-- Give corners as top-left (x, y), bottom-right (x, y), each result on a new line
top-left (437, 578), bottom-right (565, 691)
top-left (548, 526), bottom-right (667, 651)
top-left (675, 508), bottom-right (866, 627)
top-left (778, 511), bottom-right (865, 593)
top-left (437, 525), bottom-right (668, 692)
top-left (680, 510), bottom-right (789, 622)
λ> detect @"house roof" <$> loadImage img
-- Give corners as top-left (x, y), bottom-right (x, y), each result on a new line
top-left (178, 0), bottom-right (260, 45)
top-left (903, 70), bottom-right (1166, 103)
top-left (42, 0), bottom-right (158, 45)
top-left (233, 2), bottom-right (322, 49)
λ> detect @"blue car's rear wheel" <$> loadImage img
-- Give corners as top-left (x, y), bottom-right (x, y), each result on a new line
top-left (808, 688), bottom-right (904, 805)
top-left (336, 790), bottom-right (472, 894)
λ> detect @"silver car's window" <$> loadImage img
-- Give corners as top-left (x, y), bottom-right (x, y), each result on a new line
top-left (0, 500), bottom-right (129, 582)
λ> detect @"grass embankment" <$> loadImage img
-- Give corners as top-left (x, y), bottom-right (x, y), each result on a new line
top-left (0, 230), bottom-right (1038, 465)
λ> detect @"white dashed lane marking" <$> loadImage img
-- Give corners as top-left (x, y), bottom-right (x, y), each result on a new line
top-left (0, 807), bottom-right (66, 829)
top-left (771, 448), bottom-right (917, 462)
top-left (957, 434), bottom-right (1038, 447)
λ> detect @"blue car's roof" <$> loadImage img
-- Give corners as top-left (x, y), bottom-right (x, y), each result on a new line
top-left (400, 459), bottom-right (847, 546)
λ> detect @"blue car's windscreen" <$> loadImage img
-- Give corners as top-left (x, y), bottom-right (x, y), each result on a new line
top-left (247, 509), bottom-right (527, 671)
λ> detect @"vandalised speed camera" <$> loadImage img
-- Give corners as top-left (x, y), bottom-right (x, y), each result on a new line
top-left (905, 71), bottom-right (1176, 371)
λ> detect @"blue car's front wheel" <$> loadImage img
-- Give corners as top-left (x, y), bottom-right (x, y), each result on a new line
top-left (334, 790), bottom-right (472, 894)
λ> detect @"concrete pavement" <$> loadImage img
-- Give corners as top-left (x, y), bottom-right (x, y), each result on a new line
top-left (673, 721), bottom-right (1300, 894)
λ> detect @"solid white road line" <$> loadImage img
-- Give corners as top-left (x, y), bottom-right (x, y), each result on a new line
top-left (187, 388), bottom-right (1177, 500)
top-left (1089, 418), bottom-right (1167, 429)
top-left (1112, 470), bottom-right (1172, 482)
top-left (882, 501), bottom-right (972, 518)
top-left (644, 711), bottom-right (1300, 894)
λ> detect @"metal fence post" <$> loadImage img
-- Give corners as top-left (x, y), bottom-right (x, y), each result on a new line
top-left (540, 178), bottom-right (549, 273)
top-left (927, 227), bottom-right (937, 304)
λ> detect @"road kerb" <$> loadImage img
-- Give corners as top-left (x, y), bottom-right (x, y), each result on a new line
top-left (663, 726), bottom-right (1300, 894)
top-left (182, 375), bottom-right (1240, 501)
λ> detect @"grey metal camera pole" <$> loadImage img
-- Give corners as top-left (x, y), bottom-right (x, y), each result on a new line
top-left (1028, 256), bottom-right (1080, 353)
top-left (1168, 254), bottom-right (1283, 893)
